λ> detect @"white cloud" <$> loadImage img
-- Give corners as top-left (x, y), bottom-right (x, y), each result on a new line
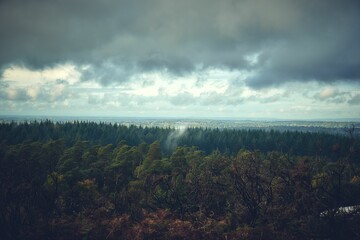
top-left (0, 64), bottom-right (359, 119)
top-left (2, 64), bottom-right (81, 87)
top-left (6, 88), bottom-right (18, 100)
top-left (318, 87), bottom-right (338, 100)
top-left (26, 87), bottom-right (39, 100)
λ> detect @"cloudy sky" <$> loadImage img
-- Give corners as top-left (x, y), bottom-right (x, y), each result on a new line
top-left (0, 0), bottom-right (359, 119)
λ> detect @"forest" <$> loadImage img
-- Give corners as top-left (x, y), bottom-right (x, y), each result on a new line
top-left (1, 121), bottom-right (360, 239)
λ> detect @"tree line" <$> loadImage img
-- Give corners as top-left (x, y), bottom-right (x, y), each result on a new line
top-left (0, 120), bottom-right (358, 159)
top-left (0, 121), bottom-right (359, 239)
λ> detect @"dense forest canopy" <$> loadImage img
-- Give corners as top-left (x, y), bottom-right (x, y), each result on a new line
top-left (1, 121), bottom-right (360, 239)
top-left (1, 120), bottom-right (358, 160)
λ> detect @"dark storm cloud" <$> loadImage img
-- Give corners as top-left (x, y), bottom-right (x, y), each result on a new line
top-left (0, 0), bottom-right (149, 68)
top-left (79, 62), bottom-right (134, 85)
top-left (1, 0), bottom-right (360, 87)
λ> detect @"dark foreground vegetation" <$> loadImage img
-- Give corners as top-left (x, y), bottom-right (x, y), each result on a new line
top-left (0, 121), bottom-right (360, 239)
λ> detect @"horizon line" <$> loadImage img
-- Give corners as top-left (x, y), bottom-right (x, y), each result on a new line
top-left (1, 114), bottom-right (359, 122)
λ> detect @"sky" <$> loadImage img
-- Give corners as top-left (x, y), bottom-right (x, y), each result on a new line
top-left (0, 0), bottom-right (359, 120)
